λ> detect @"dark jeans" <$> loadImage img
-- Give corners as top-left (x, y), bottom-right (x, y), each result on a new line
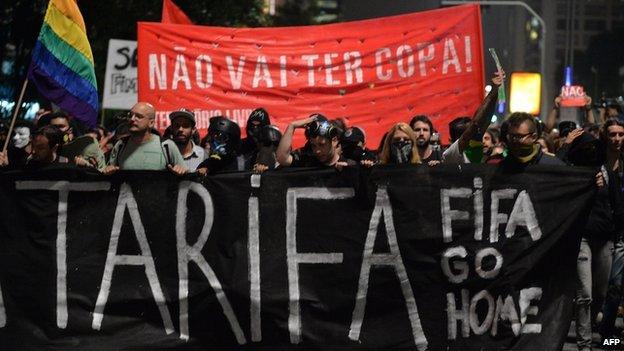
top-left (600, 239), bottom-right (624, 338)
top-left (576, 236), bottom-right (613, 350)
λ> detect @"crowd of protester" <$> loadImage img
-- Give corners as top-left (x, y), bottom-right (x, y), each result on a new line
top-left (1, 70), bottom-right (624, 349)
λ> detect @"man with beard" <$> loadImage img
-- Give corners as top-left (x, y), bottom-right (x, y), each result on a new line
top-left (103, 102), bottom-right (187, 175)
top-left (409, 115), bottom-right (441, 164)
top-left (196, 116), bottom-right (245, 175)
top-left (240, 108), bottom-right (271, 170)
top-left (169, 108), bottom-right (206, 170)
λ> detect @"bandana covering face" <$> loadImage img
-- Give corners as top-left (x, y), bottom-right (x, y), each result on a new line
top-left (391, 140), bottom-right (412, 164)
top-left (511, 144), bottom-right (540, 163)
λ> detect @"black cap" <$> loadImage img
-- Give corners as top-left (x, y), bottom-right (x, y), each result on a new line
top-left (169, 108), bottom-right (196, 126)
top-left (342, 126), bottom-right (365, 145)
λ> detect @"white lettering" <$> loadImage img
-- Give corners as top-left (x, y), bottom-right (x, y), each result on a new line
top-left (195, 55), bottom-right (213, 89)
top-left (442, 38), bottom-right (462, 74)
top-left (252, 56), bottom-right (274, 88)
top-left (92, 184), bottom-right (174, 335)
top-left (287, 187), bottom-right (354, 344)
top-left (349, 188), bottom-right (427, 350)
top-left (375, 48), bottom-right (392, 81)
top-left (226, 55), bottom-right (246, 90)
top-left (172, 54), bottom-right (191, 90)
top-left (149, 54), bottom-right (167, 90)
top-left (301, 54), bottom-right (319, 87)
top-left (176, 181), bottom-right (246, 343)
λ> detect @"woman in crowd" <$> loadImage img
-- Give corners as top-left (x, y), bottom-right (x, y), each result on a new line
top-left (378, 122), bottom-right (421, 165)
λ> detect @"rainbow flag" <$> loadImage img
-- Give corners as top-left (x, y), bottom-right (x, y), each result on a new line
top-left (28, 0), bottom-right (98, 127)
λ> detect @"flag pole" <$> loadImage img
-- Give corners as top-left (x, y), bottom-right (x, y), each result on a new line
top-left (3, 78), bottom-right (29, 153)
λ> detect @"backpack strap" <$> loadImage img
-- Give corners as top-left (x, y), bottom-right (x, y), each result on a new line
top-left (161, 138), bottom-right (172, 166)
top-left (112, 136), bottom-right (130, 166)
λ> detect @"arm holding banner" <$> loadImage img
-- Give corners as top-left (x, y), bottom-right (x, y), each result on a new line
top-left (546, 95), bottom-right (595, 132)
top-left (545, 97), bottom-right (561, 132)
top-left (455, 71), bottom-right (503, 159)
top-left (276, 116), bottom-right (316, 167)
top-left (584, 96), bottom-right (595, 124)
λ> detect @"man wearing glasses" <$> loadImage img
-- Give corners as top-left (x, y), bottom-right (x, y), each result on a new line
top-left (103, 102), bottom-right (187, 175)
top-left (501, 112), bottom-right (564, 167)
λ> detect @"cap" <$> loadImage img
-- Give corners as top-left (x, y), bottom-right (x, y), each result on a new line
top-left (342, 126), bottom-right (365, 145)
top-left (169, 108), bottom-right (195, 126)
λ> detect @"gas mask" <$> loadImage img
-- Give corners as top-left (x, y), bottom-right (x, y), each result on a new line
top-left (246, 108), bottom-right (270, 144)
top-left (208, 131), bottom-right (233, 160)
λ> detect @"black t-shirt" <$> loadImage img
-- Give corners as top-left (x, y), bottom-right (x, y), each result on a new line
top-left (420, 147), bottom-right (442, 164)
top-left (240, 137), bottom-right (259, 171)
top-left (197, 154), bottom-right (244, 174)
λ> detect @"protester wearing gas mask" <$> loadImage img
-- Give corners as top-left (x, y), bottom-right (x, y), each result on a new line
top-left (252, 125), bottom-right (282, 173)
top-left (196, 116), bottom-right (244, 175)
top-left (241, 108), bottom-right (271, 170)
top-left (276, 113), bottom-right (352, 168)
top-left (378, 123), bottom-right (421, 165)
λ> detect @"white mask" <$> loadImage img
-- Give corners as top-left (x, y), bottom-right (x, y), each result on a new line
top-left (12, 127), bottom-right (31, 149)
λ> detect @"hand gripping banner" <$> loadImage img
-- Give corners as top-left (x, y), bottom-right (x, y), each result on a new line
top-left (0, 165), bottom-right (594, 350)
top-left (137, 4), bottom-right (485, 146)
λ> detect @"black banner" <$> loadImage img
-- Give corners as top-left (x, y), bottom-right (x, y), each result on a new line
top-left (0, 165), bottom-right (595, 350)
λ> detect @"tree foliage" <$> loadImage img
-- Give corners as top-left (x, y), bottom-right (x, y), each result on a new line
top-left (0, 0), bottom-right (271, 106)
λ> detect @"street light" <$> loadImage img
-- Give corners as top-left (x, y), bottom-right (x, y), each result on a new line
top-left (441, 1), bottom-right (547, 119)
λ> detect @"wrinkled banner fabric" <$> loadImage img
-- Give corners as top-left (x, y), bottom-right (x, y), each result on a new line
top-left (0, 165), bottom-right (594, 350)
top-left (137, 4), bottom-right (484, 146)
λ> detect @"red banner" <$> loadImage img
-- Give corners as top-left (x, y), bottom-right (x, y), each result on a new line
top-left (138, 4), bottom-right (484, 146)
